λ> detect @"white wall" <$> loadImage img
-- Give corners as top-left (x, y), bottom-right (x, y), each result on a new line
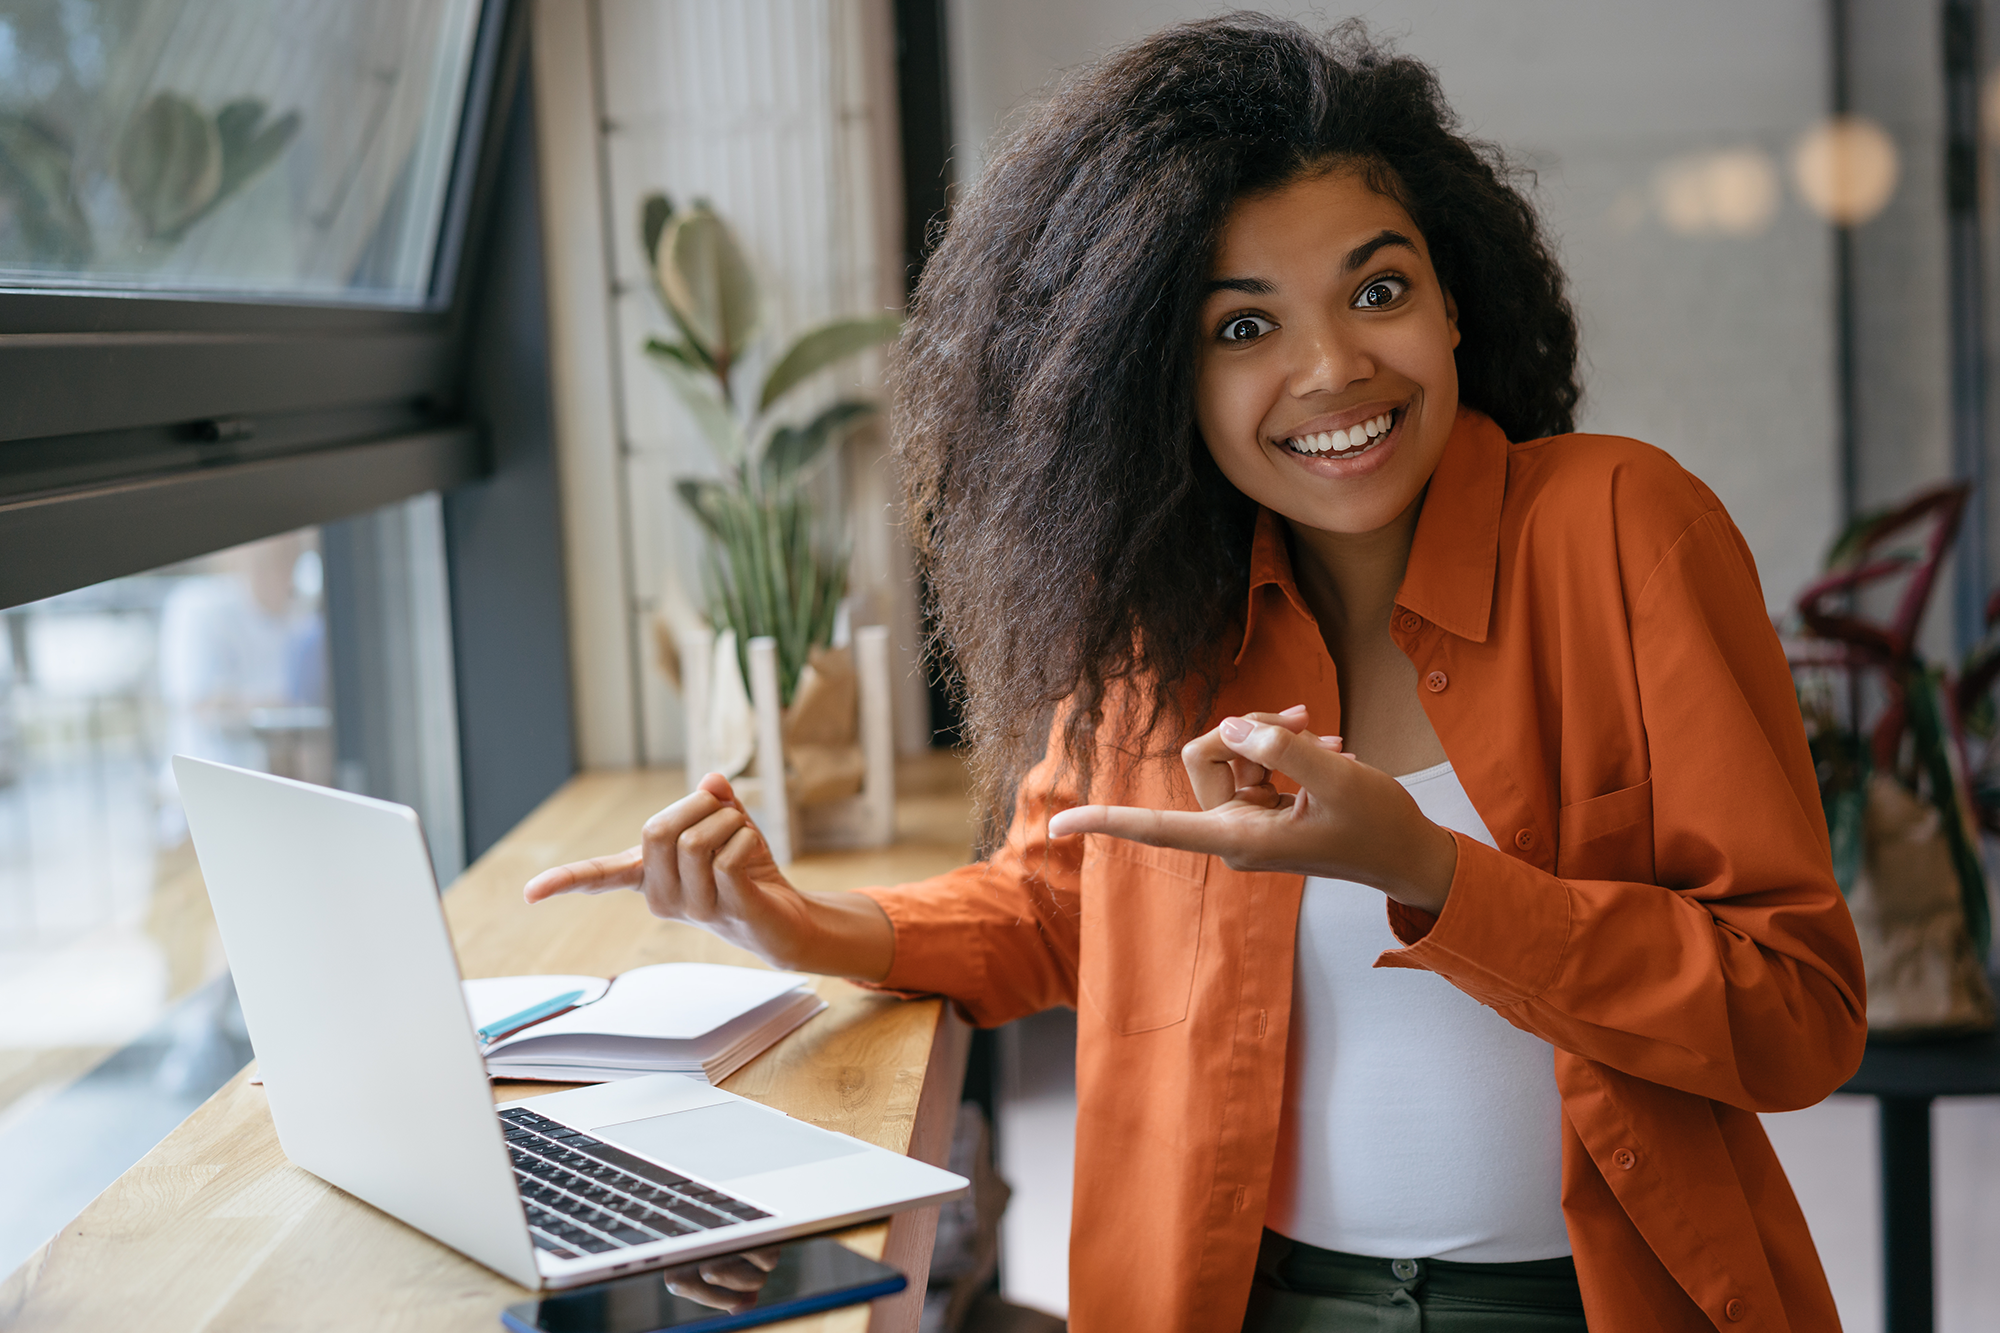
top-left (945, 0), bottom-right (1841, 614)
top-left (535, 0), bottom-right (927, 768)
top-left (599, 0), bottom-right (924, 765)
top-left (1847, 0), bottom-right (1958, 664)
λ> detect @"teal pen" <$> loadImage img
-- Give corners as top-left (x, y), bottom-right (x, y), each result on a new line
top-left (476, 989), bottom-right (588, 1046)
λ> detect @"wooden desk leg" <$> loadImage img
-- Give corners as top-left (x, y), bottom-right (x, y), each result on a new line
top-left (870, 1004), bottom-right (972, 1333)
top-left (1878, 1094), bottom-right (1934, 1333)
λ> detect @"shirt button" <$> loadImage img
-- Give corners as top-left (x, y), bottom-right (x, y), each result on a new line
top-left (1725, 1297), bottom-right (1746, 1321)
top-left (1425, 670), bottom-right (1448, 692)
top-left (1613, 1148), bottom-right (1637, 1170)
top-left (1398, 612), bottom-right (1422, 632)
top-left (1391, 1258), bottom-right (1420, 1280)
top-left (1514, 828), bottom-right (1535, 851)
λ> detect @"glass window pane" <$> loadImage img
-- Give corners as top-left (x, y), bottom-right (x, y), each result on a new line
top-left (0, 527), bottom-right (328, 1273)
top-left (0, 0), bottom-right (485, 305)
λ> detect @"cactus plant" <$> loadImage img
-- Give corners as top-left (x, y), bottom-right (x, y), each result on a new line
top-left (641, 192), bottom-right (901, 705)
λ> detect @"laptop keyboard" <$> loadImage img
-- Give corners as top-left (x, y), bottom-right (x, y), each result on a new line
top-left (499, 1107), bottom-right (772, 1259)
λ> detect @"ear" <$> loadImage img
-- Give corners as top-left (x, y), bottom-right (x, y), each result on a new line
top-left (1443, 289), bottom-right (1462, 351)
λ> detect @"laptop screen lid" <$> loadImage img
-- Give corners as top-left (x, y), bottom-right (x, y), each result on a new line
top-left (173, 755), bottom-right (540, 1288)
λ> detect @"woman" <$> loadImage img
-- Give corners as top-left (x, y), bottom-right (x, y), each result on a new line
top-left (528, 17), bottom-right (1864, 1331)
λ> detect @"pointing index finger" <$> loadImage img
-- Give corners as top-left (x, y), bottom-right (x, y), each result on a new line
top-left (524, 846), bottom-right (644, 902)
top-left (1047, 803), bottom-right (1238, 857)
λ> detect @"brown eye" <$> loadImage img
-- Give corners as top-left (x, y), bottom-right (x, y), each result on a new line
top-left (1219, 314), bottom-right (1276, 343)
top-left (1354, 277), bottom-right (1408, 309)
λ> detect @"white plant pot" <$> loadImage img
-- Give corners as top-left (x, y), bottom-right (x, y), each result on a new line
top-left (677, 624), bottom-right (896, 865)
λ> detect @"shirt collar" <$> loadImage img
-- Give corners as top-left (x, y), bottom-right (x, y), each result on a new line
top-left (1238, 405), bottom-right (1508, 661)
top-left (1396, 405), bottom-right (1508, 643)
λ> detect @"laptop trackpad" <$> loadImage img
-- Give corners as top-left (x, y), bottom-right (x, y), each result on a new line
top-left (600, 1101), bottom-right (868, 1182)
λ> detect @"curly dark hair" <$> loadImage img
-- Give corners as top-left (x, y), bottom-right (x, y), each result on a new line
top-left (896, 14), bottom-right (1580, 817)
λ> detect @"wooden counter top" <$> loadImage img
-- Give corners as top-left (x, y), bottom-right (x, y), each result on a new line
top-left (0, 755), bottom-right (977, 1333)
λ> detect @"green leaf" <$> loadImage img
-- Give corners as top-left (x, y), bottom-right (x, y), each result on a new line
top-left (213, 99), bottom-right (299, 201)
top-left (758, 313), bottom-right (903, 413)
top-left (674, 477), bottom-right (727, 536)
top-left (1903, 666), bottom-right (1992, 957)
top-left (1822, 505), bottom-right (1917, 571)
top-left (0, 114), bottom-right (92, 263)
top-left (686, 473), bottom-right (850, 705)
top-left (1823, 510), bottom-right (1878, 570)
top-left (118, 92), bottom-right (221, 241)
top-left (662, 305), bottom-right (721, 379)
top-left (652, 353), bottom-right (746, 465)
top-left (1824, 783), bottom-right (1867, 894)
top-left (644, 336), bottom-right (705, 371)
top-left (658, 202), bottom-right (759, 372)
top-left (761, 399), bottom-right (875, 485)
top-left (640, 192), bottom-right (674, 269)
top-left (645, 327), bottom-right (718, 379)
top-left (639, 196), bottom-right (722, 381)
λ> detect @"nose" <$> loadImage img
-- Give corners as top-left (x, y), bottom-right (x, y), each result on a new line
top-left (1288, 316), bottom-right (1375, 399)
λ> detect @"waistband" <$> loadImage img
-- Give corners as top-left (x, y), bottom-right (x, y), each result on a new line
top-left (1258, 1232), bottom-right (1584, 1310)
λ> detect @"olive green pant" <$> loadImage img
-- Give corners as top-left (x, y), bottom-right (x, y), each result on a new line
top-left (1241, 1232), bottom-right (1589, 1332)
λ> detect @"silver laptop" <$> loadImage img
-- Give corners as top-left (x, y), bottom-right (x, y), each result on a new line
top-left (173, 755), bottom-right (966, 1290)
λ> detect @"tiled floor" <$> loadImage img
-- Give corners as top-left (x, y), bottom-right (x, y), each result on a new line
top-left (995, 1007), bottom-right (2000, 1330)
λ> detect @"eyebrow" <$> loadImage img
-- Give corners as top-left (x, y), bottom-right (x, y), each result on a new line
top-left (1344, 228), bottom-right (1417, 271)
top-left (1203, 230), bottom-right (1419, 299)
top-left (1204, 275), bottom-right (1275, 296)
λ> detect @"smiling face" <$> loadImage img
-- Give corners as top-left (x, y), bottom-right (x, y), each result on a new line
top-left (1195, 167), bottom-right (1461, 538)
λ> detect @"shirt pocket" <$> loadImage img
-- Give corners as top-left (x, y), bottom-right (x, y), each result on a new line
top-left (1557, 779), bottom-right (1655, 883)
top-left (1079, 839), bottom-right (1208, 1034)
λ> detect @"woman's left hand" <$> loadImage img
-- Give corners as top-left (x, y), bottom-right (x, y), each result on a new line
top-left (1046, 711), bottom-right (1458, 913)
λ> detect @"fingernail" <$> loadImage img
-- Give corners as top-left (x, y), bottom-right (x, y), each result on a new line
top-left (1220, 717), bottom-right (1252, 742)
top-left (1281, 703), bottom-right (1308, 716)
top-left (1316, 734), bottom-right (1341, 748)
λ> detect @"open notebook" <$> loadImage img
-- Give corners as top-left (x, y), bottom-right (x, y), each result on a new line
top-left (462, 963), bottom-right (826, 1086)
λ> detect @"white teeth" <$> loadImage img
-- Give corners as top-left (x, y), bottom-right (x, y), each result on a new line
top-left (1286, 411), bottom-right (1396, 456)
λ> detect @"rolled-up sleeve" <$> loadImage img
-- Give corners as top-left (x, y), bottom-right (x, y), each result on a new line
top-left (857, 746), bottom-right (1083, 1027)
top-left (1381, 508), bottom-right (1867, 1112)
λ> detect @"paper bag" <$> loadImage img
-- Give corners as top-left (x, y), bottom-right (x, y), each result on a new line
top-left (1849, 772), bottom-right (1996, 1036)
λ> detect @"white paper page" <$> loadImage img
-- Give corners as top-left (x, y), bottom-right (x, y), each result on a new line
top-left (487, 990), bottom-right (827, 1066)
top-left (462, 974), bottom-right (610, 1033)
top-left (488, 962), bottom-right (810, 1044)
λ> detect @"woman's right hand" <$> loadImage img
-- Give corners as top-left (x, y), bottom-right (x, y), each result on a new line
top-left (521, 772), bottom-right (895, 982)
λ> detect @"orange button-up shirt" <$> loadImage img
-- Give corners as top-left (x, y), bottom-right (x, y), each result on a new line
top-left (862, 407), bottom-right (1865, 1332)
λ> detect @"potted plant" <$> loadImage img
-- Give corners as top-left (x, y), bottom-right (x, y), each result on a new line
top-left (1792, 483), bottom-right (1994, 1036)
top-left (640, 193), bottom-right (901, 859)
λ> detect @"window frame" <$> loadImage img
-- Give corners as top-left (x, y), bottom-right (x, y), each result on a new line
top-left (0, 0), bottom-right (526, 609)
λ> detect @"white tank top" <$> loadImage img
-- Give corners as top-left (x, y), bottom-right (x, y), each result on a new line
top-left (1266, 760), bottom-right (1571, 1262)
